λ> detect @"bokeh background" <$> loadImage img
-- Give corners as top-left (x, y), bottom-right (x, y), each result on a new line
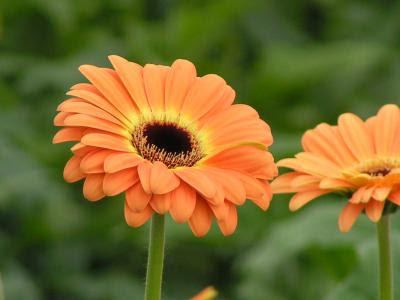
top-left (1, 0), bottom-right (400, 299)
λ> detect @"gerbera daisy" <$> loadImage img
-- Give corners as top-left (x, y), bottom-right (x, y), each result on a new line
top-left (53, 55), bottom-right (276, 237)
top-left (272, 104), bottom-right (400, 232)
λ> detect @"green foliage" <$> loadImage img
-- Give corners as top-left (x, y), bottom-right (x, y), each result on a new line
top-left (1, 0), bottom-right (400, 299)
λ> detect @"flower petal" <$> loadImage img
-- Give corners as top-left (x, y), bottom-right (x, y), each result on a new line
top-left (124, 203), bottom-right (153, 227)
top-left (169, 182), bottom-right (196, 223)
top-left (338, 113), bottom-right (374, 161)
top-left (137, 162), bottom-right (152, 194)
top-left (150, 193), bottom-right (171, 214)
top-left (165, 59), bottom-right (197, 113)
top-left (67, 85), bottom-right (131, 126)
top-left (104, 152), bottom-right (142, 173)
top-left (83, 174), bottom-right (105, 201)
top-left (53, 128), bottom-right (84, 144)
top-left (108, 55), bottom-right (151, 112)
top-left (80, 149), bottom-right (111, 173)
top-left (143, 64), bottom-right (169, 112)
top-left (338, 203), bottom-right (364, 232)
top-left (365, 199), bottom-right (385, 222)
top-left (188, 197), bottom-right (212, 237)
top-left (174, 168), bottom-right (216, 199)
top-left (289, 190), bottom-right (328, 211)
top-left (373, 104), bottom-right (400, 156)
top-left (81, 133), bottom-right (133, 152)
top-left (63, 156), bottom-right (85, 183)
top-left (216, 202), bottom-right (237, 236)
top-left (64, 114), bottom-right (129, 137)
top-left (79, 65), bottom-right (138, 120)
top-left (126, 183), bottom-right (152, 212)
top-left (103, 168), bottom-right (139, 196)
top-left (150, 161), bottom-right (180, 194)
top-left (181, 74), bottom-right (226, 121)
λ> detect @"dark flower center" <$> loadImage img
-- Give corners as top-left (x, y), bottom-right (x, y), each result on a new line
top-left (132, 121), bottom-right (203, 168)
top-left (364, 168), bottom-right (391, 177)
top-left (144, 123), bottom-right (192, 154)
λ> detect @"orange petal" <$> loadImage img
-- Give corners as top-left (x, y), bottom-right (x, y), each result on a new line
top-left (389, 189), bottom-right (400, 205)
top-left (137, 162), bottom-right (152, 194)
top-left (124, 203), bottom-right (153, 227)
top-left (150, 161), bottom-right (180, 194)
top-left (174, 168), bottom-right (216, 199)
top-left (349, 187), bottom-right (366, 204)
top-left (338, 113), bottom-right (374, 161)
top-left (126, 183), bottom-right (152, 212)
top-left (338, 202), bottom-right (364, 232)
top-left (301, 123), bottom-right (357, 167)
top-left (209, 201), bottom-right (230, 221)
top-left (143, 64), bottom-right (169, 112)
top-left (53, 128), bottom-right (84, 144)
top-left (165, 59), bottom-right (197, 112)
top-left (103, 168), bottom-right (139, 196)
top-left (71, 143), bottom-right (97, 157)
top-left (360, 186), bottom-right (375, 203)
top-left (169, 182), bottom-right (196, 223)
top-left (54, 111), bottom-right (73, 126)
top-left (248, 180), bottom-right (272, 211)
top-left (78, 65), bottom-right (138, 120)
top-left (373, 104), bottom-right (400, 156)
top-left (83, 174), bottom-right (105, 201)
top-left (203, 183), bottom-right (225, 206)
top-left (64, 114), bottom-right (129, 137)
top-left (205, 145), bottom-right (276, 180)
top-left (188, 197), bottom-right (212, 237)
top-left (80, 149), bottom-right (111, 173)
top-left (216, 202), bottom-right (237, 236)
top-left (150, 193), bottom-right (171, 214)
top-left (365, 199), bottom-right (385, 222)
top-left (278, 152), bottom-right (341, 178)
top-left (58, 100), bottom-right (124, 126)
top-left (67, 86), bottom-right (131, 127)
top-left (81, 133), bottom-right (133, 152)
top-left (319, 178), bottom-right (354, 189)
top-left (181, 74), bottom-right (226, 121)
top-left (108, 55), bottom-right (151, 112)
top-left (197, 85), bottom-right (235, 126)
top-left (202, 168), bottom-right (246, 205)
top-left (373, 186), bottom-right (391, 202)
top-left (104, 152), bottom-right (142, 173)
top-left (271, 172), bottom-right (301, 194)
top-left (289, 190), bottom-right (328, 211)
top-left (63, 156), bottom-right (85, 183)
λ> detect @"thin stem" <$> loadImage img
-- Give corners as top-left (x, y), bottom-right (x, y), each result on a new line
top-left (144, 214), bottom-right (166, 300)
top-left (376, 214), bottom-right (393, 300)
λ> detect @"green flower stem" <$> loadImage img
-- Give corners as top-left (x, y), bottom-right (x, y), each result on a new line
top-left (377, 214), bottom-right (393, 300)
top-left (145, 214), bottom-right (166, 300)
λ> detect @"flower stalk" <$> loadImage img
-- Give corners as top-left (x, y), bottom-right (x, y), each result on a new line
top-left (376, 214), bottom-right (393, 300)
top-left (145, 214), bottom-right (166, 300)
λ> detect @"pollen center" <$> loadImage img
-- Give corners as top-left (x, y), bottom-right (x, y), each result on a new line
top-left (132, 121), bottom-right (203, 168)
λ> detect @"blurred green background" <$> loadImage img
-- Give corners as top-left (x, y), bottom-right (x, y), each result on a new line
top-left (1, 0), bottom-right (400, 299)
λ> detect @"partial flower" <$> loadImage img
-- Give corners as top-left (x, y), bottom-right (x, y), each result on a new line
top-left (272, 104), bottom-right (400, 232)
top-left (53, 55), bottom-right (277, 236)
top-left (190, 286), bottom-right (218, 300)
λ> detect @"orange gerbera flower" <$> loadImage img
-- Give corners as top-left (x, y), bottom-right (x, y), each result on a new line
top-left (53, 55), bottom-right (276, 236)
top-left (272, 104), bottom-right (400, 232)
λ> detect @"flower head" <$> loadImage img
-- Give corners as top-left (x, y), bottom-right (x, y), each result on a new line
top-left (53, 55), bottom-right (277, 236)
top-left (272, 104), bottom-right (400, 232)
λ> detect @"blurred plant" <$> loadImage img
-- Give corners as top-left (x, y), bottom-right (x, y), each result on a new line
top-left (2, 0), bottom-right (400, 299)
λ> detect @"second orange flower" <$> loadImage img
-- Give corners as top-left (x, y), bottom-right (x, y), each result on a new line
top-left (272, 104), bottom-right (400, 232)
